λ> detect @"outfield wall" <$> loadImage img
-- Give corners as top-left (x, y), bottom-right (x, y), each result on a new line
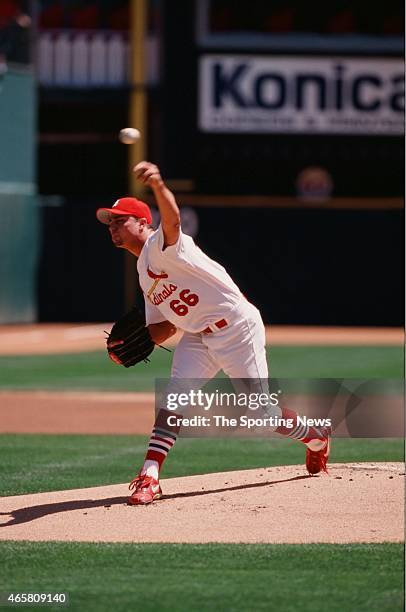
top-left (37, 200), bottom-right (403, 326)
top-left (0, 66), bottom-right (39, 323)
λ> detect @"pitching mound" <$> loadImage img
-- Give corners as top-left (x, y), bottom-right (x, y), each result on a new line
top-left (0, 463), bottom-right (403, 544)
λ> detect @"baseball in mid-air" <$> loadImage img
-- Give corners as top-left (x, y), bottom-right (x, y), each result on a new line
top-left (119, 128), bottom-right (141, 144)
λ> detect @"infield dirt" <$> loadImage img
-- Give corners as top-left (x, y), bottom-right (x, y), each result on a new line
top-left (0, 323), bottom-right (403, 355)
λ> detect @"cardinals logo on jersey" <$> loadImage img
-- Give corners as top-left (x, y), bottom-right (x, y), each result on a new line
top-left (146, 267), bottom-right (174, 303)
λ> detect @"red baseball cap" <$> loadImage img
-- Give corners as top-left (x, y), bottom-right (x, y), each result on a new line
top-left (96, 197), bottom-right (152, 225)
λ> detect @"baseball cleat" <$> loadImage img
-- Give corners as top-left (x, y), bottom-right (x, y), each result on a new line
top-left (305, 427), bottom-right (331, 475)
top-left (128, 474), bottom-right (162, 505)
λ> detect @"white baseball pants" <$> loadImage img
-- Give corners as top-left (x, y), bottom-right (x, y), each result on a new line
top-left (171, 299), bottom-right (268, 380)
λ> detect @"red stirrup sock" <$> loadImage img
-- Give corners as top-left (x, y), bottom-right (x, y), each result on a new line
top-left (276, 407), bottom-right (328, 450)
top-left (141, 409), bottom-right (182, 479)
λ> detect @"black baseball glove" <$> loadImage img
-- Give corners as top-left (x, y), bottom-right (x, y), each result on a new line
top-left (106, 307), bottom-right (155, 368)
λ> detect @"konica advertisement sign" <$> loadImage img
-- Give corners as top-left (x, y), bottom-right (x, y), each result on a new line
top-left (198, 55), bottom-right (404, 135)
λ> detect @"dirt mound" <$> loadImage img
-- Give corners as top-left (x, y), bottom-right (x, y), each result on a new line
top-left (0, 463), bottom-right (403, 544)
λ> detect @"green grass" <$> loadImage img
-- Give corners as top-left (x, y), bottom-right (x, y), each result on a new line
top-left (0, 346), bottom-right (403, 391)
top-left (0, 435), bottom-right (402, 497)
top-left (0, 345), bottom-right (403, 612)
top-left (0, 542), bottom-right (403, 612)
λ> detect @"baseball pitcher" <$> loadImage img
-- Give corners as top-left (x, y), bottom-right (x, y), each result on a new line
top-left (96, 161), bottom-right (330, 505)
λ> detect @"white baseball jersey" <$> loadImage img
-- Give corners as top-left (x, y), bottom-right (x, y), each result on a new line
top-left (137, 225), bottom-right (243, 333)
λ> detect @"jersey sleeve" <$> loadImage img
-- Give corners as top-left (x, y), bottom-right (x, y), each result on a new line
top-left (144, 297), bottom-right (167, 325)
top-left (155, 224), bottom-right (191, 261)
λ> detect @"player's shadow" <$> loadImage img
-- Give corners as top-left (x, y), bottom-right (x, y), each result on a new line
top-left (0, 474), bottom-right (312, 527)
top-left (163, 474), bottom-right (312, 500)
top-left (0, 496), bottom-right (128, 528)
